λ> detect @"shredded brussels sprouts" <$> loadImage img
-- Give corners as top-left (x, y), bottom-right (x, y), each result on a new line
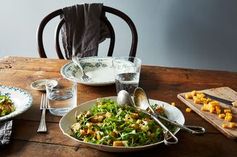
top-left (0, 94), bottom-right (15, 116)
top-left (71, 99), bottom-right (175, 147)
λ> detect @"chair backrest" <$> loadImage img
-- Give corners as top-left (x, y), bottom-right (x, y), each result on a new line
top-left (37, 6), bottom-right (138, 59)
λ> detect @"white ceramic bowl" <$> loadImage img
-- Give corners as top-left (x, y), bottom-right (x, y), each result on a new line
top-left (59, 96), bottom-right (185, 152)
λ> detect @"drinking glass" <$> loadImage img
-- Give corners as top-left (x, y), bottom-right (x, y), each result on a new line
top-left (46, 77), bottom-right (77, 116)
top-left (113, 57), bottom-right (142, 95)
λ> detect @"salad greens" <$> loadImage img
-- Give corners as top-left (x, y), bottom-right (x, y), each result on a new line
top-left (71, 99), bottom-right (176, 147)
top-left (0, 94), bottom-right (15, 116)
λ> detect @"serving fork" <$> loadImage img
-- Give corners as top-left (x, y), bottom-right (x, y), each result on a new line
top-left (37, 93), bottom-right (47, 133)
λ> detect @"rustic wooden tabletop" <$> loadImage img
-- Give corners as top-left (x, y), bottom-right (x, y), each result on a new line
top-left (0, 56), bottom-right (237, 157)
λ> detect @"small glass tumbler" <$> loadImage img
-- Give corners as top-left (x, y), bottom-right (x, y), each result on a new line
top-left (113, 56), bottom-right (142, 95)
top-left (46, 77), bottom-right (77, 116)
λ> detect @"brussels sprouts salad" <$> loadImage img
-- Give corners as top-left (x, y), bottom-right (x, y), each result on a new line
top-left (0, 94), bottom-right (15, 116)
top-left (70, 99), bottom-right (176, 147)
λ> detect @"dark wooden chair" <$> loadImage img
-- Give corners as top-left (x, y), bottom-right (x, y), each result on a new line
top-left (37, 5), bottom-right (138, 59)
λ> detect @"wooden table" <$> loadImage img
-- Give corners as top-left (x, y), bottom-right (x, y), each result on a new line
top-left (0, 56), bottom-right (237, 157)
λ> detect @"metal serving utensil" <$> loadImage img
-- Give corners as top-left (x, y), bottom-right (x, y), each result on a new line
top-left (72, 56), bottom-right (91, 82)
top-left (117, 90), bottom-right (178, 145)
top-left (71, 33), bottom-right (91, 82)
top-left (133, 87), bottom-right (205, 135)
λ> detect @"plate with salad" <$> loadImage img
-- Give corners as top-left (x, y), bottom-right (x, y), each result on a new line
top-left (59, 97), bottom-right (184, 152)
top-left (0, 85), bottom-right (33, 122)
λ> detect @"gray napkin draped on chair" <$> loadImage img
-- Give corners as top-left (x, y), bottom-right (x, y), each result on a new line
top-left (61, 3), bottom-right (110, 59)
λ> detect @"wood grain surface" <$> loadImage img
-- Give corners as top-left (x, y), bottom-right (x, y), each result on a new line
top-left (178, 87), bottom-right (237, 139)
top-left (0, 56), bottom-right (237, 157)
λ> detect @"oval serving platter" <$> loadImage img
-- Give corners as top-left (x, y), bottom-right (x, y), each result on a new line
top-left (59, 96), bottom-right (185, 152)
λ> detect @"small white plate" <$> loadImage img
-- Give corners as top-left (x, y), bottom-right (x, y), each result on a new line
top-left (59, 96), bottom-right (185, 152)
top-left (30, 79), bottom-right (58, 91)
top-left (60, 57), bottom-right (114, 86)
top-left (0, 85), bottom-right (33, 122)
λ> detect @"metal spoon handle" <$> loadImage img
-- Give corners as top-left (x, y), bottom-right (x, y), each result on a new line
top-left (156, 114), bottom-right (205, 135)
top-left (163, 130), bottom-right (179, 145)
top-left (72, 56), bottom-right (83, 71)
top-left (135, 107), bottom-right (178, 145)
top-left (148, 111), bottom-right (178, 145)
top-left (183, 125), bottom-right (206, 134)
top-left (147, 104), bottom-right (205, 135)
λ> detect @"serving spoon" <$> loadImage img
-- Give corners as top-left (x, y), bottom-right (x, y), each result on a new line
top-left (133, 87), bottom-right (205, 135)
top-left (72, 55), bottom-right (91, 82)
top-left (117, 90), bottom-right (179, 145)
